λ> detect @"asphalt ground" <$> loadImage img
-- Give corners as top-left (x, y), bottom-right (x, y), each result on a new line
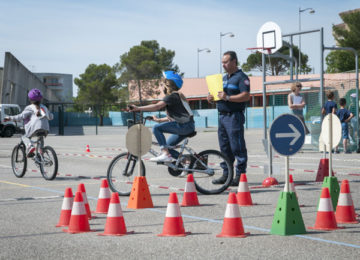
top-left (0, 126), bottom-right (359, 259)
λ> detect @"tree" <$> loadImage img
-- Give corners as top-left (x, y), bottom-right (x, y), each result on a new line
top-left (74, 64), bottom-right (118, 125)
top-left (115, 40), bottom-right (181, 104)
top-left (241, 45), bottom-right (312, 75)
top-left (326, 10), bottom-right (360, 73)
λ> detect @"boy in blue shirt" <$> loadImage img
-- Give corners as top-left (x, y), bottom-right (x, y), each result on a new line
top-left (322, 90), bottom-right (337, 115)
top-left (336, 98), bottom-right (354, 153)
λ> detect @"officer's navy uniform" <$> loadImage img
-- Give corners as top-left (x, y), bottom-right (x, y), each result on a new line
top-left (217, 69), bottom-right (250, 178)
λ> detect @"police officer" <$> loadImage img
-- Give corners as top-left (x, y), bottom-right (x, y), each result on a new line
top-left (207, 51), bottom-right (250, 186)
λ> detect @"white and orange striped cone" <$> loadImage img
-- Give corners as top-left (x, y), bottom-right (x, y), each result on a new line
top-left (181, 174), bottom-right (200, 207)
top-left (93, 179), bottom-right (111, 214)
top-left (158, 192), bottom-right (190, 237)
top-left (236, 174), bottom-right (254, 206)
top-left (217, 193), bottom-right (249, 238)
top-left (98, 193), bottom-right (134, 236)
top-left (335, 180), bottom-right (358, 224)
top-left (56, 187), bottom-right (74, 227)
top-left (77, 183), bottom-right (93, 219)
top-left (308, 187), bottom-right (342, 231)
top-left (63, 191), bottom-right (93, 233)
top-left (85, 145), bottom-right (91, 153)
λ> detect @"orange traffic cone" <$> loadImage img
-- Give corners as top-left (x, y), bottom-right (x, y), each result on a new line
top-left (308, 187), bottom-right (341, 230)
top-left (77, 183), bottom-right (92, 219)
top-left (289, 174), bottom-right (304, 207)
top-left (335, 180), bottom-right (358, 224)
top-left (181, 174), bottom-right (200, 207)
top-left (63, 191), bottom-right (93, 233)
top-left (236, 174), bottom-right (253, 206)
top-left (217, 193), bottom-right (249, 238)
top-left (56, 187), bottom-right (74, 227)
top-left (85, 145), bottom-right (91, 153)
top-left (94, 179), bottom-right (111, 214)
top-left (158, 192), bottom-right (190, 237)
top-left (127, 176), bottom-right (153, 209)
top-left (98, 193), bottom-right (134, 236)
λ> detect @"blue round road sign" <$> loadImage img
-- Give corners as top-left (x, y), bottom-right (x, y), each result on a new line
top-left (269, 114), bottom-right (305, 156)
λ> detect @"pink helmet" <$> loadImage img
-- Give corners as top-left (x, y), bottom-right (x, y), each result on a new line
top-left (28, 88), bottom-right (43, 101)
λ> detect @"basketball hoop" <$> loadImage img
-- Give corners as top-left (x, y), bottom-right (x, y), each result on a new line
top-left (246, 47), bottom-right (272, 55)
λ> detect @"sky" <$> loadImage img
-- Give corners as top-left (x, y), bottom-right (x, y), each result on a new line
top-left (0, 0), bottom-right (359, 97)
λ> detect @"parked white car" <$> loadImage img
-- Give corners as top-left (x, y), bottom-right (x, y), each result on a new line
top-left (0, 104), bottom-right (23, 137)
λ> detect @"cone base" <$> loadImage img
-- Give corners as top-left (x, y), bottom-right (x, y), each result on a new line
top-left (98, 231), bottom-right (134, 236)
top-left (216, 232), bottom-right (249, 238)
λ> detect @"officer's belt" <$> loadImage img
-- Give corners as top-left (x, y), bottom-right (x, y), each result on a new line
top-left (219, 111), bottom-right (243, 116)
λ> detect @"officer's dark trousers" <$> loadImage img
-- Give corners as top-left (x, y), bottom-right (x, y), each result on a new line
top-left (218, 111), bottom-right (247, 177)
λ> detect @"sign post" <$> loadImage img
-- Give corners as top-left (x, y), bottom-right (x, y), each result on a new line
top-left (269, 114), bottom-right (306, 235)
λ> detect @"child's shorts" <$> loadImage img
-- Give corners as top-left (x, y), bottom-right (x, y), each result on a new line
top-left (341, 122), bottom-right (349, 139)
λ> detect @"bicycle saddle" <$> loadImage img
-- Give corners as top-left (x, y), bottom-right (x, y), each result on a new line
top-left (181, 131), bottom-right (197, 138)
top-left (33, 130), bottom-right (48, 137)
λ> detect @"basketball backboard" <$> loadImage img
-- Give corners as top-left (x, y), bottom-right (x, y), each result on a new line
top-left (256, 21), bottom-right (282, 54)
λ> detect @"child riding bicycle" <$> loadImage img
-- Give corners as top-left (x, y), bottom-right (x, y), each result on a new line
top-left (129, 71), bottom-right (195, 162)
top-left (4, 88), bottom-right (53, 157)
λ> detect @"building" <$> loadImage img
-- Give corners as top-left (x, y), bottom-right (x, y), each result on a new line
top-left (35, 73), bottom-right (73, 103)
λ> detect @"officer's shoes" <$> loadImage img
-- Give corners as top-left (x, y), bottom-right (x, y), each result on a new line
top-left (212, 175), bottom-right (227, 185)
top-left (230, 175), bottom-right (241, 187)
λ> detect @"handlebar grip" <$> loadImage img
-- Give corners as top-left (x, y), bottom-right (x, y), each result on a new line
top-left (144, 116), bottom-right (153, 120)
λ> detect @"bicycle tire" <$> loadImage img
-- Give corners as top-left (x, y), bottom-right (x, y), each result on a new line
top-left (189, 149), bottom-right (233, 195)
top-left (11, 144), bottom-right (27, 178)
top-left (39, 146), bottom-right (58, 180)
top-left (107, 152), bottom-right (145, 196)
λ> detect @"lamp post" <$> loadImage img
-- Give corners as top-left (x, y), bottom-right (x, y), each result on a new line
top-left (298, 7), bottom-right (315, 74)
top-left (197, 48), bottom-right (211, 78)
top-left (220, 32), bottom-right (235, 73)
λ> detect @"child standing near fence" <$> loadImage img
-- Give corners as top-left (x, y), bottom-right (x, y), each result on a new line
top-left (336, 98), bottom-right (354, 153)
top-left (322, 90), bottom-right (337, 115)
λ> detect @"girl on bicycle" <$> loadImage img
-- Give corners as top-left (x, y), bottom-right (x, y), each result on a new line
top-left (129, 71), bottom-right (195, 162)
top-left (4, 88), bottom-right (53, 157)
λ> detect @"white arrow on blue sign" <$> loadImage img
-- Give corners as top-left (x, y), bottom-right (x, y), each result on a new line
top-left (269, 114), bottom-right (306, 156)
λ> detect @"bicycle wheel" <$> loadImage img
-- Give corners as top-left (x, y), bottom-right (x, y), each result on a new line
top-left (11, 144), bottom-right (27, 178)
top-left (107, 152), bottom-right (145, 196)
top-left (39, 146), bottom-right (58, 180)
top-left (189, 150), bottom-right (233, 195)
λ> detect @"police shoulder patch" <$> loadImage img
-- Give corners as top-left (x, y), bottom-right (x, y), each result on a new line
top-left (244, 79), bottom-right (250, 86)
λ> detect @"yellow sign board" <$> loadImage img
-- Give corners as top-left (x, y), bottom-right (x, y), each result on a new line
top-left (205, 74), bottom-right (223, 101)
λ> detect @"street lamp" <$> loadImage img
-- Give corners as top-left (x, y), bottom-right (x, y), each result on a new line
top-left (220, 32), bottom-right (235, 73)
top-left (197, 48), bottom-right (211, 78)
top-left (298, 7), bottom-right (315, 74)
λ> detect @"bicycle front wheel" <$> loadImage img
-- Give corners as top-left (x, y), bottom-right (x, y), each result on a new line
top-left (189, 150), bottom-right (233, 195)
top-left (11, 144), bottom-right (27, 178)
top-left (107, 152), bottom-right (145, 196)
top-left (39, 146), bottom-right (58, 180)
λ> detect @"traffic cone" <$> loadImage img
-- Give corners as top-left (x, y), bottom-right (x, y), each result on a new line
top-left (335, 180), bottom-right (358, 224)
top-left (315, 158), bottom-right (334, 182)
top-left (158, 193), bottom-right (190, 237)
top-left (236, 174), bottom-right (253, 206)
top-left (217, 193), bottom-right (249, 238)
top-left (289, 174), bottom-right (304, 207)
top-left (77, 183), bottom-right (92, 219)
top-left (308, 187), bottom-right (341, 230)
top-left (98, 193), bottom-right (134, 236)
top-left (63, 191), bottom-right (93, 233)
top-left (85, 145), bottom-right (91, 153)
top-left (127, 176), bottom-right (153, 209)
top-left (56, 187), bottom-right (73, 227)
top-left (181, 174), bottom-right (200, 207)
top-left (93, 179), bottom-right (111, 214)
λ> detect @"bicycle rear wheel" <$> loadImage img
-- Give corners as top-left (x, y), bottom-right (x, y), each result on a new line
top-left (107, 152), bottom-right (145, 196)
top-left (189, 150), bottom-right (233, 195)
top-left (11, 144), bottom-right (27, 178)
top-left (39, 146), bottom-right (58, 180)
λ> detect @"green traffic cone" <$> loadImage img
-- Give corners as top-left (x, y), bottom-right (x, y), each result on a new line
top-left (322, 176), bottom-right (340, 211)
top-left (270, 191), bottom-right (306, 236)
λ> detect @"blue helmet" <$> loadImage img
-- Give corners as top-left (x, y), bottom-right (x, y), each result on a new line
top-left (163, 71), bottom-right (183, 89)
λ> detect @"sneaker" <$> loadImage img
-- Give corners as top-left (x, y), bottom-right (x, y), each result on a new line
top-left (149, 153), bottom-right (174, 162)
top-left (230, 175), bottom-right (240, 187)
top-left (27, 145), bottom-right (35, 158)
top-left (212, 175), bottom-right (228, 184)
